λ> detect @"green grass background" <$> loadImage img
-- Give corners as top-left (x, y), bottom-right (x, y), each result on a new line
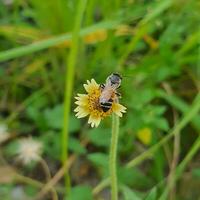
top-left (0, 0), bottom-right (200, 199)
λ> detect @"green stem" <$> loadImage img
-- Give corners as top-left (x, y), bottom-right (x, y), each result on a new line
top-left (109, 114), bottom-right (120, 200)
top-left (126, 92), bottom-right (200, 168)
top-left (159, 135), bottom-right (200, 200)
top-left (61, 0), bottom-right (87, 193)
top-left (176, 136), bottom-right (200, 176)
top-left (0, 20), bottom-right (121, 62)
top-left (93, 178), bottom-right (110, 196)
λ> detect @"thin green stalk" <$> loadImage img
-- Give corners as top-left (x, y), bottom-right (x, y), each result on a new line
top-left (109, 114), bottom-right (120, 200)
top-left (61, 0), bottom-right (87, 193)
top-left (0, 20), bottom-right (121, 62)
top-left (159, 136), bottom-right (200, 200)
top-left (93, 178), bottom-right (110, 196)
top-left (0, 1), bottom-right (172, 63)
top-left (176, 136), bottom-right (200, 177)
top-left (117, 24), bottom-right (148, 70)
top-left (126, 92), bottom-right (200, 168)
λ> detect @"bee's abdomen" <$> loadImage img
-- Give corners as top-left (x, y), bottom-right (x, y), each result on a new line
top-left (100, 99), bottom-right (113, 112)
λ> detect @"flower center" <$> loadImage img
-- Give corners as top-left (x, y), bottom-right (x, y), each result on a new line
top-left (87, 88), bottom-right (113, 118)
top-left (88, 90), bottom-right (101, 111)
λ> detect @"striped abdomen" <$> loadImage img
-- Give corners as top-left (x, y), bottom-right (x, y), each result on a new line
top-left (100, 98), bottom-right (113, 112)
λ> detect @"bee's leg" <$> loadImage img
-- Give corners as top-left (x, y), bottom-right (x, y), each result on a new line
top-left (100, 84), bottom-right (105, 90)
top-left (115, 92), bottom-right (121, 98)
top-left (109, 98), bottom-right (113, 103)
top-left (113, 96), bottom-right (119, 103)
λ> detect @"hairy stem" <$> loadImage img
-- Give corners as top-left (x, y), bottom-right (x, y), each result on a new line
top-left (109, 114), bottom-right (120, 200)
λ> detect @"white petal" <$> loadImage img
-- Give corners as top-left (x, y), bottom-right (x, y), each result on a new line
top-left (114, 111), bottom-right (123, 117)
top-left (76, 111), bottom-right (89, 118)
top-left (83, 84), bottom-right (90, 93)
top-left (74, 107), bottom-right (81, 112)
top-left (94, 118), bottom-right (101, 127)
top-left (88, 115), bottom-right (93, 124)
top-left (88, 115), bottom-right (101, 128)
top-left (77, 94), bottom-right (87, 97)
top-left (91, 79), bottom-right (98, 86)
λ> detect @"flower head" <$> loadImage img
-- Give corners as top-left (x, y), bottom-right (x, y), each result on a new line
top-left (74, 79), bottom-right (126, 128)
top-left (17, 138), bottom-right (42, 165)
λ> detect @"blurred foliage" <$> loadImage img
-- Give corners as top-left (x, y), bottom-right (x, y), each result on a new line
top-left (0, 0), bottom-right (200, 199)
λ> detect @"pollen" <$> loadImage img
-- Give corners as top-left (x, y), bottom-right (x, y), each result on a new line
top-left (74, 79), bottom-right (126, 128)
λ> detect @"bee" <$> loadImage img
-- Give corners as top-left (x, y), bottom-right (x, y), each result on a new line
top-left (99, 73), bottom-right (122, 112)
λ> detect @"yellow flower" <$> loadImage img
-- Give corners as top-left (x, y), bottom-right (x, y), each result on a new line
top-left (74, 79), bottom-right (126, 128)
top-left (137, 127), bottom-right (152, 145)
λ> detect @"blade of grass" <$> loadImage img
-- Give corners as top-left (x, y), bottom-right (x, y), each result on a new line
top-left (117, 24), bottom-right (148, 70)
top-left (126, 92), bottom-right (200, 168)
top-left (61, 0), bottom-right (87, 194)
top-left (158, 91), bottom-right (200, 130)
top-left (0, 20), bottom-right (121, 62)
top-left (176, 31), bottom-right (200, 57)
top-left (140, 0), bottom-right (172, 25)
top-left (0, 0), bottom-right (173, 63)
top-left (118, 0), bottom-right (173, 70)
top-left (93, 178), bottom-right (110, 196)
top-left (159, 135), bottom-right (200, 200)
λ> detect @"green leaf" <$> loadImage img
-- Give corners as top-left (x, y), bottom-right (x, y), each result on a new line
top-left (118, 167), bottom-right (152, 188)
top-left (87, 153), bottom-right (109, 176)
top-left (130, 88), bottom-right (156, 109)
top-left (0, 67), bottom-right (5, 77)
top-left (41, 131), bottom-right (61, 160)
top-left (67, 186), bottom-right (92, 200)
top-left (3, 140), bottom-right (18, 157)
top-left (24, 185), bottom-right (38, 197)
top-left (0, 185), bottom-right (13, 200)
top-left (69, 137), bottom-right (86, 154)
top-left (26, 106), bottom-right (47, 131)
top-left (86, 128), bottom-right (110, 147)
top-left (121, 185), bottom-right (142, 200)
top-left (192, 168), bottom-right (200, 178)
top-left (44, 104), bottom-right (63, 129)
top-left (155, 118), bottom-right (169, 131)
top-left (144, 187), bottom-right (157, 200)
top-left (26, 96), bottom-right (48, 131)
top-left (68, 115), bottom-right (81, 133)
top-left (44, 104), bottom-right (80, 132)
top-left (153, 106), bottom-right (167, 116)
top-left (87, 153), bottom-right (108, 168)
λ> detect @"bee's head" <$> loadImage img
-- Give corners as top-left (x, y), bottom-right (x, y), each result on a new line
top-left (107, 73), bottom-right (122, 88)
